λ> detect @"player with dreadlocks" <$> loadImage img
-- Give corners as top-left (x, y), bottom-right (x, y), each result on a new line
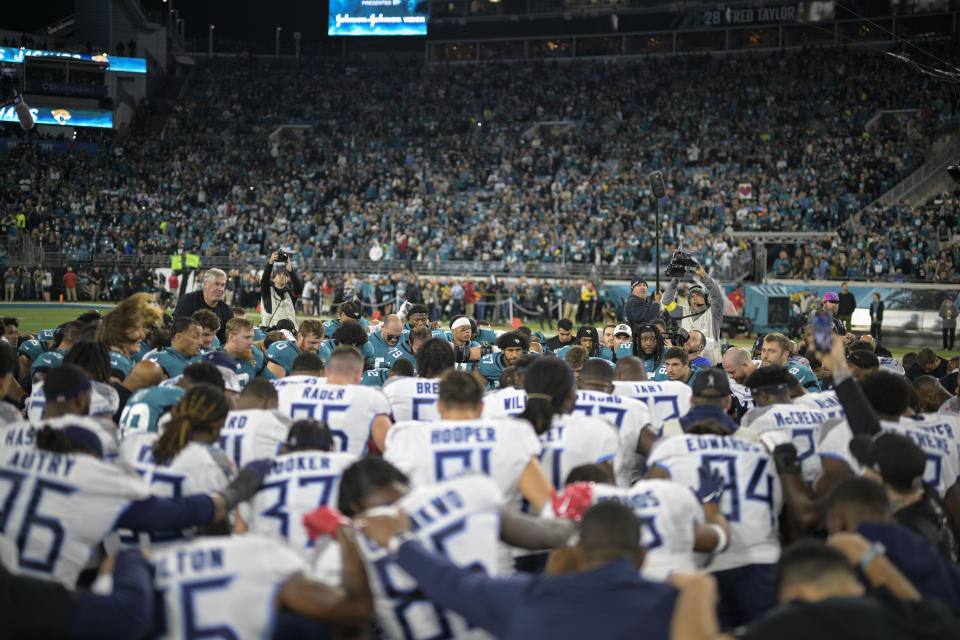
top-left (519, 356), bottom-right (618, 490)
top-left (118, 383), bottom-right (236, 544)
top-left (631, 323), bottom-right (668, 380)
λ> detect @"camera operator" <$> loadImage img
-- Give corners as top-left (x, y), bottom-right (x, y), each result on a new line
top-left (662, 257), bottom-right (724, 365)
top-left (260, 251), bottom-right (303, 331)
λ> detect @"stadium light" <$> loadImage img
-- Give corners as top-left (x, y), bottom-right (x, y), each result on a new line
top-left (208, 24), bottom-right (215, 57)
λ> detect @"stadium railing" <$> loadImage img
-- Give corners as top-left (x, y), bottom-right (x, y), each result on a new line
top-left (13, 252), bottom-right (661, 280)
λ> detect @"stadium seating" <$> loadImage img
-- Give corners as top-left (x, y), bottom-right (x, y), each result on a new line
top-left (1, 44), bottom-right (957, 281)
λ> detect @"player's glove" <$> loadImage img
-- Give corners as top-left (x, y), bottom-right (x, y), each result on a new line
top-left (695, 465), bottom-right (725, 504)
top-left (216, 459), bottom-right (272, 511)
top-left (551, 482), bottom-right (594, 522)
top-left (772, 443), bottom-right (802, 475)
top-left (304, 506), bottom-right (352, 540)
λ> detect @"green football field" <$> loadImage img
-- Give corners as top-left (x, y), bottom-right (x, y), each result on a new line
top-left (3, 302), bottom-right (957, 360)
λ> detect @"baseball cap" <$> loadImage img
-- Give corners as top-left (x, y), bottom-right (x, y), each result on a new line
top-left (822, 292), bottom-right (839, 302)
top-left (201, 352), bottom-right (242, 393)
top-left (851, 432), bottom-right (925, 492)
top-left (202, 351), bottom-right (237, 370)
top-left (691, 369), bottom-right (731, 398)
top-left (614, 324), bottom-right (632, 337)
top-left (342, 301), bottom-right (362, 320)
top-left (502, 335), bottom-right (524, 349)
top-left (630, 279), bottom-right (648, 290)
top-left (688, 285), bottom-right (707, 300)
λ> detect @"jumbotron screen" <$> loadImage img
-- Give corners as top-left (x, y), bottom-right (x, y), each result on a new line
top-left (328, 0), bottom-right (428, 35)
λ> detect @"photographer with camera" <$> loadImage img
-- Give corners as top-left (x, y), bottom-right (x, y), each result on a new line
top-left (260, 250), bottom-right (303, 331)
top-left (662, 252), bottom-right (724, 366)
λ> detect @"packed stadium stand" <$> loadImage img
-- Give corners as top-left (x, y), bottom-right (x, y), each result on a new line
top-left (1, 43), bottom-right (958, 281)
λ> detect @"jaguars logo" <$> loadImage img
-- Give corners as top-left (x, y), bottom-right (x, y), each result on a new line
top-left (51, 109), bottom-right (72, 125)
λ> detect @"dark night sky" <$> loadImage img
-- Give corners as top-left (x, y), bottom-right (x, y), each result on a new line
top-left (1, 1), bottom-right (332, 42)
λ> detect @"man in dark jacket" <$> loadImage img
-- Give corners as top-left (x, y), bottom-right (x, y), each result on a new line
top-left (838, 282), bottom-right (857, 332)
top-left (624, 279), bottom-right (660, 328)
top-left (172, 268), bottom-right (233, 343)
top-left (543, 318), bottom-right (575, 353)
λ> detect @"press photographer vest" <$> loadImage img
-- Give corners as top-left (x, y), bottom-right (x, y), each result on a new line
top-left (261, 287), bottom-right (298, 330)
top-left (681, 309), bottom-right (720, 365)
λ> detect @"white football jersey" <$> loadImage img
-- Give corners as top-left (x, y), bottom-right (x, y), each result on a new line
top-left (818, 415), bottom-right (960, 497)
top-left (878, 357), bottom-right (905, 375)
top-left (383, 377), bottom-right (441, 422)
top-left (816, 417), bottom-right (860, 474)
top-left (729, 381), bottom-right (754, 413)
top-left (904, 412), bottom-right (960, 447)
top-left (1, 415), bottom-right (120, 460)
top-left (740, 403), bottom-right (828, 483)
top-left (887, 416), bottom-right (960, 496)
top-left (647, 434), bottom-right (782, 572)
top-left (0, 444), bottom-right (150, 586)
top-left (794, 390), bottom-right (844, 419)
top-left (118, 434), bottom-right (235, 545)
top-left (940, 396), bottom-right (959, 414)
top-left (276, 378), bottom-right (391, 456)
top-left (612, 380), bottom-right (693, 432)
top-left (355, 474), bottom-right (502, 640)
top-left (538, 414), bottom-right (619, 489)
top-left (573, 390), bottom-right (652, 486)
top-left (217, 409), bottom-right (291, 467)
top-left (481, 387), bottom-right (527, 418)
top-left (0, 420), bottom-right (37, 448)
top-left (26, 381), bottom-right (118, 422)
top-left (242, 449), bottom-right (356, 565)
top-left (272, 374), bottom-right (325, 391)
top-left (152, 535), bottom-right (306, 640)
top-left (592, 479), bottom-right (704, 579)
top-left (385, 418), bottom-right (541, 502)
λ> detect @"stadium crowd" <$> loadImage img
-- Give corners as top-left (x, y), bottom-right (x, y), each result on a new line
top-left (2, 45), bottom-right (959, 280)
top-left (0, 268), bottom-right (959, 637)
